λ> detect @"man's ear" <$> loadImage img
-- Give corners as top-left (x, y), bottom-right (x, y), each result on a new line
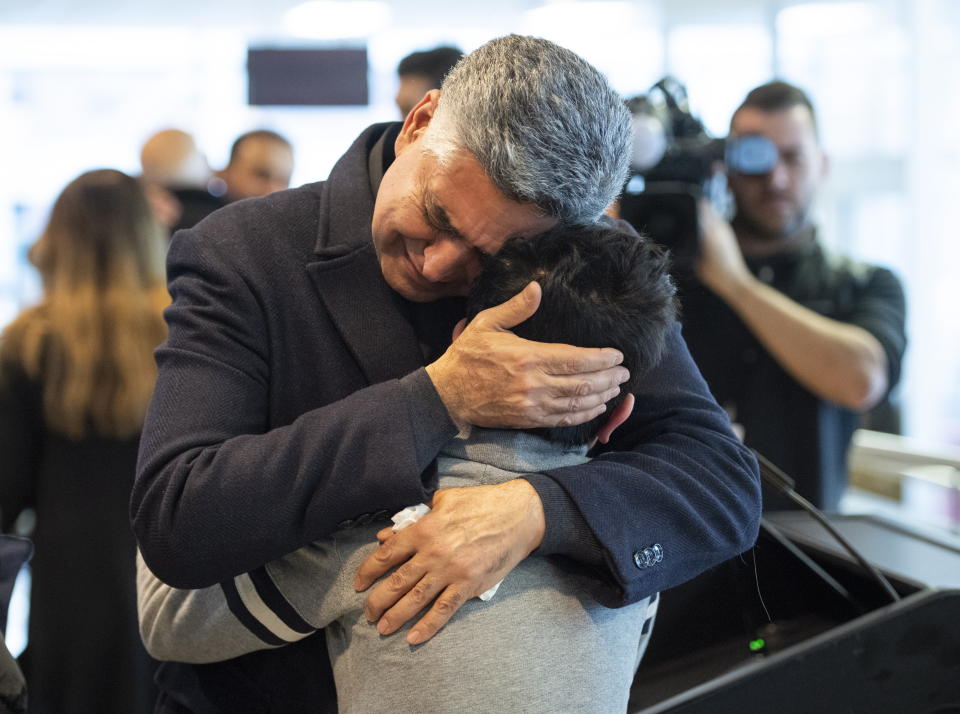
top-left (595, 393), bottom-right (635, 445)
top-left (395, 89), bottom-right (441, 156)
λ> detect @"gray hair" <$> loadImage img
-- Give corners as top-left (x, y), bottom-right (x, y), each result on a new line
top-left (423, 35), bottom-right (631, 226)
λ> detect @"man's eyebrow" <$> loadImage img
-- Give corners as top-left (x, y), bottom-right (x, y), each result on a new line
top-left (421, 189), bottom-right (465, 241)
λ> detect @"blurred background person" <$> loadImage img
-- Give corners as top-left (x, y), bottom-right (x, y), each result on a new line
top-left (394, 45), bottom-right (463, 117)
top-left (214, 129), bottom-right (294, 202)
top-left (680, 81), bottom-right (907, 511)
top-left (0, 169), bottom-right (168, 713)
top-left (139, 128), bottom-right (225, 234)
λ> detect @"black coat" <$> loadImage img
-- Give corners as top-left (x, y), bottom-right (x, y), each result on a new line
top-left (132, 123), bottom-right (761, 712)
top-left (0, 360), bottom-right (157, 714)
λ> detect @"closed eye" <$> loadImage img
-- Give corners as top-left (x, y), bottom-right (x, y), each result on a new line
top-left (422, 195), bottom-right (463, 239)
top-left (420, 190), bottom-right (489, 257)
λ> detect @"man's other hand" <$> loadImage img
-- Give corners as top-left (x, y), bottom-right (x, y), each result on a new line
top-left (425, 281), bottom-right (628, 429)
top-left (353, 479), bottom-right (545, 645)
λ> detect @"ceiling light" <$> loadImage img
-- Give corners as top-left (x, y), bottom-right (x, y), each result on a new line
top-left (282, 1), bottom-right (391, 40)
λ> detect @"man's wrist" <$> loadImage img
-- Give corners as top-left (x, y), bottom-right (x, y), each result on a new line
top-left (495, 479), bottom-right (545, 555)
top-left (424, 360), bottom-right (469, 434)
top-left (520, 474), bottom-right (604, 565)
top-left (399, 369), bottom-right (460, 471)
top-left (716, 269), bottom-right (759, 309)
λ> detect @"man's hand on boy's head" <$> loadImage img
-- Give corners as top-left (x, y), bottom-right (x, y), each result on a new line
top-left (426, 281), bottom-right (629, 430)
top-left (354, 479), bottom-right (546, 645)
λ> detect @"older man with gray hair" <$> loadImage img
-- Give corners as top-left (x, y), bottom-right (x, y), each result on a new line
top-left (132, 35), bottom-right (760, 712)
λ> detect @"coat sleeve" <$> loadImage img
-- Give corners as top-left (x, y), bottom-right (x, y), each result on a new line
top-left (131, 220), bottom-right (456, 588)
top-left (844, 266), bottom-right (907, 392)
top-left (533, 324), bottom-right (761, 607)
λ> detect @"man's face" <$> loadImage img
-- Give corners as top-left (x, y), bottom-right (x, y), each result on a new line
top-left (395, 74), bottom-right (435, 118)
top-left (373, 92), bottom-right (556, 302)
top-left (727, 105), bottom-right (826, 240)
top-left (223, 137), bottom-right (294, 200)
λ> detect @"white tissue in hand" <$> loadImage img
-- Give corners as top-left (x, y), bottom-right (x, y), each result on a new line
top-left (389, 502), bottom-right (503, 601)
top-left (390, 503), bottom-right (431, 531)
top-left (476, 582), bottom-right (501, 601)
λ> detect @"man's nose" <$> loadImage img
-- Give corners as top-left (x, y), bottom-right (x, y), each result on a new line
top-left (421, 237), bottom-right (472, 282)
top-left (767, 160), bottom-right (790, 190)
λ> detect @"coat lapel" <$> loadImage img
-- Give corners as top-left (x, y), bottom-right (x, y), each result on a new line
top-left (307, 243), bottom-right (425, 386)
top-left (305, 122), bottom-right (424, 386)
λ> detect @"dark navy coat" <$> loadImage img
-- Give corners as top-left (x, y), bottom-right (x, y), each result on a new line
top-left (132, 123), bottom-right (761, 712)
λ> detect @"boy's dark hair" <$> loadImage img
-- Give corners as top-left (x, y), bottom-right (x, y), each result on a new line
top-left (397, 46), bottom-right (464, 89)
top-left (466, 224), bottom-right (677, 447)
top-left (734, 80), bottom-right (818, 134)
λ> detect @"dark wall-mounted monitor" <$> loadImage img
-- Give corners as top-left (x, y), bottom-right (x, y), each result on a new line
top-left (247, 47), bottom-right (368, 106)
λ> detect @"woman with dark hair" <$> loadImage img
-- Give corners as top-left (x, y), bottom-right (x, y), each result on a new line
top-left (0, 169), bottom-right (167, 713)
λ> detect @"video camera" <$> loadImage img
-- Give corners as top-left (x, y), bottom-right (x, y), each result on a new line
top-left (619, 77), bottom-right (779, 270)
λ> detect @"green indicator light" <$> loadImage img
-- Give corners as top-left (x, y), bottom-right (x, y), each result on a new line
top-left (749, 638), bottom-right (766, 652)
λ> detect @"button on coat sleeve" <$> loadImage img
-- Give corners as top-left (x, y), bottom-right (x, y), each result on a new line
top-left (537, 325), bottom-right (761, 606)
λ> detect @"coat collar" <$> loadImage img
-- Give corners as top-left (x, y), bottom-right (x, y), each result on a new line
top-left (306, 123), bottom-right (426, 385)
top-left (313, 122), bottom-right (399, 258)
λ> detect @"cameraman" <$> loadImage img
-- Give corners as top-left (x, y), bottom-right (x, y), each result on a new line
top-left (681, 81), bottom-right (906, 510)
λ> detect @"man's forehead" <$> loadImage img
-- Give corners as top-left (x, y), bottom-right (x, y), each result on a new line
top-left (240, 137), bottom-right (292, 160)
top-left (399, 74), bottom-right (434, 95)
top-left (730, 105), bottom-right (817, 147)
top-left (419, 151), bottom-right (555, 246)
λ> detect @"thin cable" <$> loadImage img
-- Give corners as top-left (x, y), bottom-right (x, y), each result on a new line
top-left (750, 546), bottom-right (772, 622)
top-left (754, 450), bottom-right (901, 604)
top-left (761, 518), bottom-right (864, 613)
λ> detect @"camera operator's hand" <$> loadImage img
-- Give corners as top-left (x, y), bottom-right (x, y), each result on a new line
top-left (693, 201), bottom-right (888, 412)
top-left (696, 200), bottom-right (752, 301)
